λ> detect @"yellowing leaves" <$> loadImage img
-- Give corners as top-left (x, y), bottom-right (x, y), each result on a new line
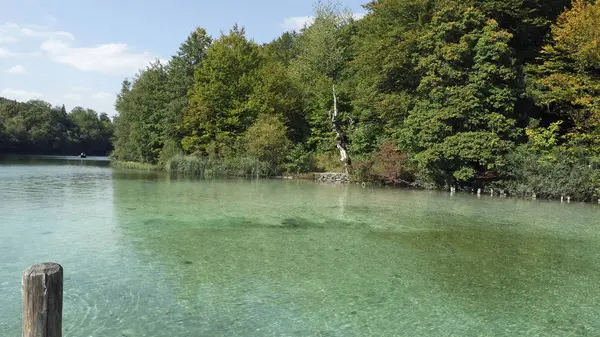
top-left (552, 0), bottom-right (600, 69)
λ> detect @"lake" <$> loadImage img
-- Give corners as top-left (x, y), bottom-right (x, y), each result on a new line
top-left (1, 156), bottom-right (599, 336)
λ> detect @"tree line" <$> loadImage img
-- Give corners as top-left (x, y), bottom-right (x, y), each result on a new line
top-left (0, 98), bottom-right (114, 156)
top-left (112, 0), bottom-right (600, 200)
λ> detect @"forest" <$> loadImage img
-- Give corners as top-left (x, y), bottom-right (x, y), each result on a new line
top-left (76, 0), bottom-right (600, 200)
top-left (0, 98), bottom-right (114, 155)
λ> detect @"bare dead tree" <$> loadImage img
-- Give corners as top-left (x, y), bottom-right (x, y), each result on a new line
top-left (330, 85), bottom-right (351, 175)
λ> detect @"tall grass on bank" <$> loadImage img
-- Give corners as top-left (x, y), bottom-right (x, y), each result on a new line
top-left (110, 161), bottom-right (160, 171)
top-left (164, 154), bottom-right (276, 178)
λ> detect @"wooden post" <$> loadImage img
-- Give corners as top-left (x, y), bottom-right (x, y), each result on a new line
top-left (22, 263), bottom-right (63, 337)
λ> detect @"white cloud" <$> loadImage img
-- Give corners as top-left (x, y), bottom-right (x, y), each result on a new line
top-left (353, 13), bottom-right (366, 21)
top-left (92, 92), bottom-right (113, 100)
top-left (21, 27), bottom-right (74, 40)
top-left (281, 12), bottom-right (366, 32)
top-left (62, 90), bottom-right (114, 105)
top-left (41, 39), bottom-right (158, 76)
top-left (1, 21), bottom-right (159, 75)
top-left (281, 16), bottom-right (314, 32)
top-left (0, 47), bottom-right (17, 58)
top-left (0, 47), bottom-right (38, 59)
top-left (71, 86), bottom-right (93, 92)
top-left (0, 88), bottom-right (42, 101)
top-left (1, 22), bottom-right (74, 41)
top-left (64, 92), bottom-right (83, 101)
top-left (0, 35), bottom-right (18, 44)
top-left (3, 22), bottom-right (19, 29)
top-left (6, 65), bottom-right (27, 74)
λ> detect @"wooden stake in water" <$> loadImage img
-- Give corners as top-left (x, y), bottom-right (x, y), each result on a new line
top-left (22, 263), bottom-right (63, 337)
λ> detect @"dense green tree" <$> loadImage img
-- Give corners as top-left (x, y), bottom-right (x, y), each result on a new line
top-left (181, 25), bottom-right (263, 155)
top-left (0, 97), bottom-right (113, 155)
top-left (349, 0), bottom-right (434, 153)
top-left (528, 0), bottom-right (600, 155)
top-left (243, 114), bottom-right (292, 168)
top-left (288, 0), bottom-right (357, 152)
top-left (112, 61), bottom-right (170, 163)
top-left (263, 31), bottom-right (300, 65)
top-left (68, 107), bottom-right (114, 155)
top-left (401, 5), bottom-right (520, 185)
top-left (476, 0), bottom-right (572, 62)
top-left (164, 28), bottom-right (212, 147)
top-left (106, 0), bottom-right (600, 198)
top-left (250, 58), bottom-right (308, 143)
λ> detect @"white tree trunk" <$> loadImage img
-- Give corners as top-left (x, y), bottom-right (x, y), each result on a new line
top-left (330, 85), bottom-right (351, 176)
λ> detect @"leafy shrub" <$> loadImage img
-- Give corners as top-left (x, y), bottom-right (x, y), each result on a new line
top-left (165, 154), bottom-right (275, 178)
top-left (243, 114), bottom-right (291, 168)
top-left (158, 140), bottom-right (183, 166)
top-left (349, 141), bottom-right (414, 186)
top-left (284, 143), bottom-right (315, 174)
top-left (494, 145), bottom-right (599, 200)
top-left (314, 151), bottom-right (344, 172)
top-left (371, 141), bottom-right (413, 185)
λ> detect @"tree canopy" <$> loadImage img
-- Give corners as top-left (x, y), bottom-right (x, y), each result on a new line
top-left (0, 97), bottom-right (113, 155)
top-left (109, 0), bottom-right (600, 200)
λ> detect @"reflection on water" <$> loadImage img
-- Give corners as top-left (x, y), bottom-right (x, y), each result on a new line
top-left (1, 157), bottom-right (600, 336)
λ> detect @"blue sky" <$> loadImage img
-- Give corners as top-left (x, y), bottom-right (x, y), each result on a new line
top-left (0, 0), bottom-right (367, 116)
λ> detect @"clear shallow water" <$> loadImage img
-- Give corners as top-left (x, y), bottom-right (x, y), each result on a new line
top-left (1, 157), bottom-right (600, 336)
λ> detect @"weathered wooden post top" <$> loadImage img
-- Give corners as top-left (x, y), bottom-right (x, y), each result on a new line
top-left (22, 262), bottom-right (63, 337)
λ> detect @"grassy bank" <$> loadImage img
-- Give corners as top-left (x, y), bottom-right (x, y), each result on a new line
top-left (111, 151), bottom-right (600, 203)
top-left (110, 161), bottom-right (161, 171)
top-left (165, 154), bottom-right (276, 178)
top-left (112, 154), bottom-right (277, 178)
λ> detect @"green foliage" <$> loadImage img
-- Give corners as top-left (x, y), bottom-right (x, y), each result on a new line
top-left (243, 114), bottom-right (292, 168)
top-left (349, 0), bottom-right (432, 149)
top-left (110, 161), bottom-right (160, 171)
top-left (107, 1), bottom-right (600, 201)
top-left (249, 59), bottom-right (307, 143)
top-left (495, 144), bottom-right (599, 200)
top-left (528, 0), bottom-right (600, 156)
top-left (181, 26), bottom-right (263, 155)
top-left (165, 154), bottom-right (273, 178)
top-left (0, 98), bottom-right (113, 155)
top-left (158, 139), bottom-right (184, 166)
top-left (475, 0), bottom-right (572, 62)
top-left (525, 120), bottom-right (563, 153)
top-left (164, 28), bottom-right (212, 145)
top-left (401, 5), bottom-right (520, 185)
top-left (263, 31), bottom-right (300, 65)
top-left (314, 151), bottom-right (345, 172)
top-left (288, 0), bottom-right (356, 150)
top-left (285, 144), bottom-right (316, 174)
top-left (112, 28), bottom-right (212, 164)
top-left (112, 62), bottom-right (170, 163)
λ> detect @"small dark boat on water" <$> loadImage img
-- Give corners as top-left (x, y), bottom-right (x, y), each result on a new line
top-left (80, 152), bottom-right (87, 158)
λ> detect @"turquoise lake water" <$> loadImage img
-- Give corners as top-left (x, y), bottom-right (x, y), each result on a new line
top-left (1, 156), bottom-right (599, 336)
